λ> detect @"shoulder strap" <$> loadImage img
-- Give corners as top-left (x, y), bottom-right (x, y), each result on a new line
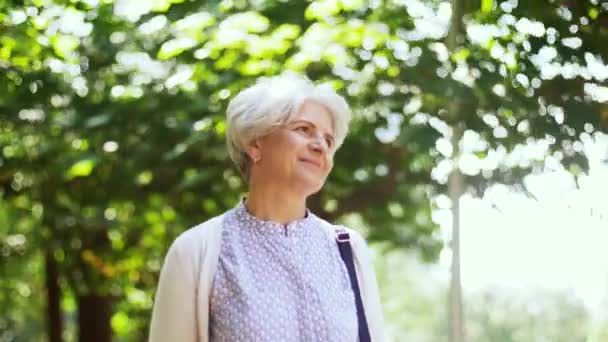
top-left (335, 228), bottom-right (372, 342)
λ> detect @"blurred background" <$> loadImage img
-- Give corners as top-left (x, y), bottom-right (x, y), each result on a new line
top-left (1, 0), bottom-right (608, 341)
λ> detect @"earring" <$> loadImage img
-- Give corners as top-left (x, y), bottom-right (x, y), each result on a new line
top-left (252, 154), bottom-right (260, 163)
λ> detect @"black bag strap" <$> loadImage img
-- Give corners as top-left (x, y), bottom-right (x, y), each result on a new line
top-left (335, 228), bottom-right (372, 342)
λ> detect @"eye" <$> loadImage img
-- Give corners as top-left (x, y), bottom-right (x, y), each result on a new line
top-left (295, 125), bottom-right (310, 134)
top-left (325, 137), bottom-right (333, 148)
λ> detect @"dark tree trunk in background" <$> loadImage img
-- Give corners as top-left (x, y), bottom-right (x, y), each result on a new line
top-left (78, 295), bottom-right (113, 342)
top-left (46, 252), bottom-right (63, 342)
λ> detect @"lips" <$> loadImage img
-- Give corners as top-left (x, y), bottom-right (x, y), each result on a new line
top-left (299, 158), bottom-right (322, 169)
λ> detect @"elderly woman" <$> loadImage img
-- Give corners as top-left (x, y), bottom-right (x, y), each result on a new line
top-left (149, 73), bottom-right (383, 342)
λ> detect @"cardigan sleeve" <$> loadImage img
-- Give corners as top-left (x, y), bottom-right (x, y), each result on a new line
top-left (149, 234), bottom-right (199, 342)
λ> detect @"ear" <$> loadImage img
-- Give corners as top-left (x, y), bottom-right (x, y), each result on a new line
top-left (246, 138), bottom-right (262, 162)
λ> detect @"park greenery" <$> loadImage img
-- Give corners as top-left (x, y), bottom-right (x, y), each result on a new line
top-left (2, 0), bottom-right (608, 341)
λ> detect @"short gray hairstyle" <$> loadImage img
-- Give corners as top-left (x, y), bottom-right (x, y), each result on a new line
top-left (226, 72), bottom-right (352, 179)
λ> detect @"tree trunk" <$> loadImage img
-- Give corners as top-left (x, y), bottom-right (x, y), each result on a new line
top-left (78, 295), bottom-right (113, 342)
top-left (448, 124), bottom-right (465, 342)
top-left (46, 252), bottom-right (63, 342)
top-left (447, 0), bottom-right (467, 341)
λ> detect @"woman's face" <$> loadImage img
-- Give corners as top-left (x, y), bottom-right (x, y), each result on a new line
top-left (250, 100), bottom-right (336, 196)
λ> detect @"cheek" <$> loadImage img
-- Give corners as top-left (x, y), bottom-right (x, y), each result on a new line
top-left (264, 137), bottom-right (301, 169)
top-left (283, 136), bottom-right (310, 160)
top-left (323, 157), bottom-right (334, 175)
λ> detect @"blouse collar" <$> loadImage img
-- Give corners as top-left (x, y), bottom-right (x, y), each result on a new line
top-left (233, 199), bottom-right (314, 236)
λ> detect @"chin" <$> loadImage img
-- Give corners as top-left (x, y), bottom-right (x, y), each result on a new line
top-left (293, 177), bottom-right (325, 196)
top-left (305, 180), bottom-right (326, 196)
top-left (305, 185), bottom-right (323, 197)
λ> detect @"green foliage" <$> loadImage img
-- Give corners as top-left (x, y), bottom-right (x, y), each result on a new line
top-left (0, 203), bottom-right (46, 341)
top-left (1, 0), bottom-right (607, 340)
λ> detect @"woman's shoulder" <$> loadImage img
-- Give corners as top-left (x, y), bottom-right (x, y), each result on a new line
top-left (312, 214), bottom-right (368, 249)
top-left (168, 213), bottom-right (226, 255)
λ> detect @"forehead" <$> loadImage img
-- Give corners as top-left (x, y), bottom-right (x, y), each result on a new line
top-left (291, 101), bottom-right (334, 134)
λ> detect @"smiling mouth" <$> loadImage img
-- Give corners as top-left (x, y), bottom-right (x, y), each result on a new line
top-left (299, 158), bottom-right (322, 168)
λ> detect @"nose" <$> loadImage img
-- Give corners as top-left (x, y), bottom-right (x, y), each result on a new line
top-left (310, 135), bottom-right (329, 153)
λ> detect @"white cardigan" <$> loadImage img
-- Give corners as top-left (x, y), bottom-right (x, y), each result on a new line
top-left (149, 214), bottom-right (384, 342)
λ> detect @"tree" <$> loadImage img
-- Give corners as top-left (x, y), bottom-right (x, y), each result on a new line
top-left (2, 0), bottom-right (608, 340)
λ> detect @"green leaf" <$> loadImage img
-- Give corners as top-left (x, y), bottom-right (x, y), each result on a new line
top-left (175, 12), bottom-right (215, 34)
top-left (51, 35), bottom-right (79, 60)
top-left (66, 157), bottom-right (98, 179)
top-left (111, 312), bottom-right (130, 336)
top-left (305, 0), bottom-right (341, 20)
top-left (239, 59), bottom-right (273, 76)
top-left (272, 24), bottom-right (301, 41)
top-left (0, 38), bottom-right (17, 61)
top-left (589, 7), bottom-right (599, 20)
top-left (136, 171), bottom-right (154, 186)
top-left (452, 48), bottom-right (470, 62)
top-left (157, 37), bottom-right (197, 60)
top-left (84, 114), bottom-right (111, 128)
top-left (152, 0), bottom-right (185, 13)
top-left (341, 0), bottom-right (366, 11)
top-left (481, 0), bottom-right (493, 13)
top-left (233, 12), bottom-right (270, 33)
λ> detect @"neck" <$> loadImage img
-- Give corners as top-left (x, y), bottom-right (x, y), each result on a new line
top-left (245, 177), bottom-right (307, 225)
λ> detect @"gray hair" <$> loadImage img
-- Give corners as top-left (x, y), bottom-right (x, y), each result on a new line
top-left (225, 72), bottom-right (352, 179)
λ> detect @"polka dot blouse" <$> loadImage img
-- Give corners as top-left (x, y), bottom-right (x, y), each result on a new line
top-left (209, 201), bottom-right (359, 342)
